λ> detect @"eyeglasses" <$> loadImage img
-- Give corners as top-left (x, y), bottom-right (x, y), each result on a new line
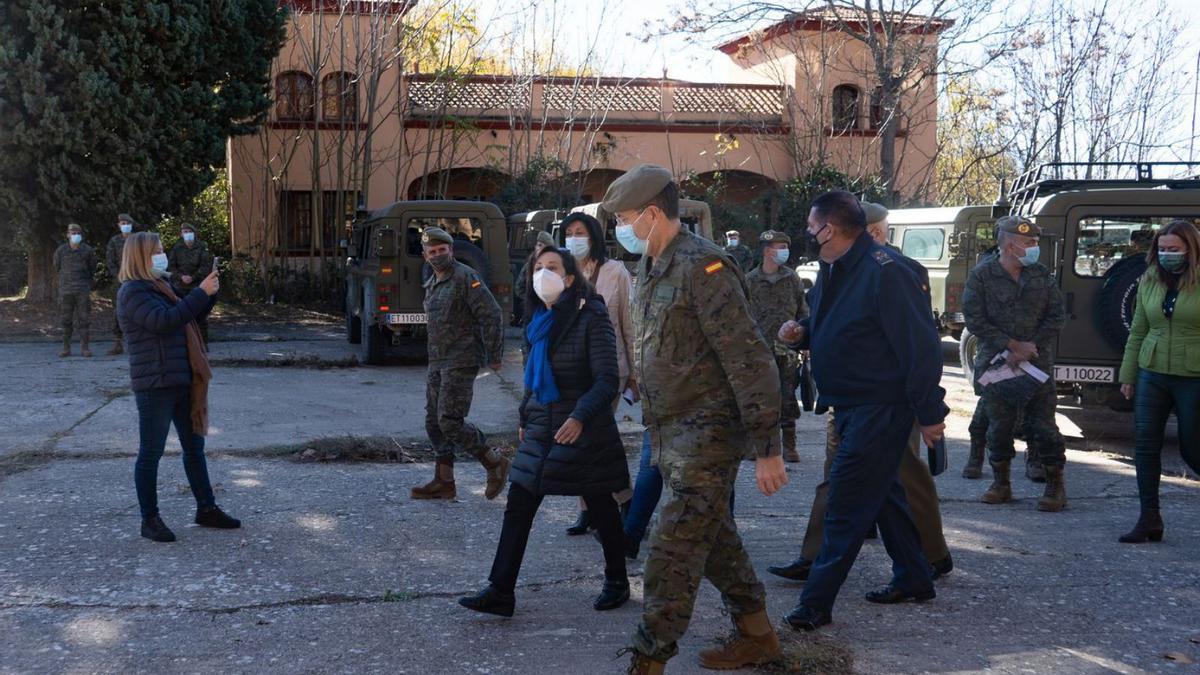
top-left (614, 208), bottom-right (647, 229)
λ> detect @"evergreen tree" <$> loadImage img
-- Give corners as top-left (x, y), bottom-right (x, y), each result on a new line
top-left (0, 1), bottom-right (286, 300)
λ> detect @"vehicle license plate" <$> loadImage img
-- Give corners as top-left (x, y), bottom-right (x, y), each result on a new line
top-left (387, 313), bottom-right (427, 325)
top-left (1053, 365), bottom-right (1115, 383)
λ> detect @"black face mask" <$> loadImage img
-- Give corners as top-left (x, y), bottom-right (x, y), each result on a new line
top-left (804, 223), bottom-right (830, 259)
top-left (429, 253), bottom-right (453, 272)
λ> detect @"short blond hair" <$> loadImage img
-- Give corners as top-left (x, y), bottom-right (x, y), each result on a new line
top-left (118, 232), bottom-right (162, 283)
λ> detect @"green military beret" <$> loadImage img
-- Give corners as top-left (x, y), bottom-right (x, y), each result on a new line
top-left (67, 222), bottom-right (82, 233)
top-left (180, 222), bottom-right (195, 233)
top-left (536, 230), bottom-right (555, 247)
top-left (601, 164), bottom-right (674, 213)
top-left (117, 213), bottom-right (133, 222)
top-left (996, 215), bottom-right (1040, 237)
top-left (760, 230), bottom-right (790, 245)
top-left (862, 201), bottom-right (889, 224)
top-left (421, 227), bottom-right (454, 246)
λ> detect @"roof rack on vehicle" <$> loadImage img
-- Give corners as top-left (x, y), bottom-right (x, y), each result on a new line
top-left (996, 162), bottom-right (1200, 218)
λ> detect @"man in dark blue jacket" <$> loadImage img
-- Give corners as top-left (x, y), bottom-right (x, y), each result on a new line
top-left (778, 191), bottom-right (948, 631)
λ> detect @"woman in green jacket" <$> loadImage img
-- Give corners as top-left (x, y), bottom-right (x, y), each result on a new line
top-left (1117, 219), bottom-right (1200, 543)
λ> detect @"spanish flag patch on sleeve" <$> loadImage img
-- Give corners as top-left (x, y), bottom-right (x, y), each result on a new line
top-left (704, 261), bottom-right (724, 275)
top-left (471, 280), bottom-right (482, 289)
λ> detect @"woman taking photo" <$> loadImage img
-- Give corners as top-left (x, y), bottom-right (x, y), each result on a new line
top-left (1118, 219), bottom-right (1200, 543)
top-left (559, 213), bottom-right (638, 536)
top-left (458, 247), bottom-right (629, 616)
top-left (116, 232), bottom-right (239, 543)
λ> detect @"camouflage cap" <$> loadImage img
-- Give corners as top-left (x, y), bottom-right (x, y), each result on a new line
top-left (759, 230), bottom-right (791, 245)
top-left (996, 215), bottom-right (1040, 237)
top-left (601, 164), bottom-right (673, 213)
top-left (421, 227), bottom-right (454, 246)
top-left (536, 230), bottom-right (555, 248)
top-left (117, 213), bottom-right (132, 222)
top-left (862, 201), bottom-right (889, 224)
top-left (67, 222), bottom-right (82, 232)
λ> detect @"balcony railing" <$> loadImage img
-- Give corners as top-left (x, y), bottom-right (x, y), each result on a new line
top-left (402, 74), bottom-right (789, 128)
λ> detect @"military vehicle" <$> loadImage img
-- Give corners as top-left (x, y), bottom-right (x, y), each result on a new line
top-left (958, 161), bottom-right (1200, 408)
top-left (344, 200), bottom-right (513, 365)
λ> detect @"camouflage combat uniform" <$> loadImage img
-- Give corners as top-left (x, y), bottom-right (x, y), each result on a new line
top-left (631, 229), bottom-right (782, 662)
top-left (54, 242), bottom-right (96, 348)
top-left (725, 243), bottom-right (754, 272)
top-left (168, 239), bottom-right (214, 341)
top-left (745, 263), bottom-right (808, 436)
top-left (962, 257), bottom-right (1066, 468)
top-left (423, 260), bottom-right (504, 462)
top-left (105, 233), bottom-right (129, 343)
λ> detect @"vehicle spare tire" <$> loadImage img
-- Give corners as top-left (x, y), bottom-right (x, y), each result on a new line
top-left (420, 238), bottom-right (491, 285)
top-left (1095, 255), bottom-right (1147, 351)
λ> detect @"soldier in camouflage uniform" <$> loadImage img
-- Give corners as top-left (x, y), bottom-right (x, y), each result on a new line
top-left (53, 223), bottom-right (96, 357)
top-left (605, 165), bottom-right (788, 675)
top-left (410, 227), bottom-right (511, 502)
top-left (723, 229), bottom-right (755, 272)
top-left (745, 230), bottom-right (807, 463)
top-left (104, 213), bottom-right (135, 355)
top-left (962, 216), bottom-right (1067, 512)
top-left (167, 223), bottom-right (215, 344)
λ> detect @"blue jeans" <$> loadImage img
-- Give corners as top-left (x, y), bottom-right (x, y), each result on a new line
top-left (622, 430), bottom-right (737, 543)
top-left (1133, 368), bottom-right (1200, 510)
top-left (134, 386), bottom-right (215, 519)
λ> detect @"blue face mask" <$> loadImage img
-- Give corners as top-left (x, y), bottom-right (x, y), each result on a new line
top-left (773, 248), bottom-right (790, 265)
top-left (1019, 245), bottom-right (1040, 267)
top-left (69, 234), bottom-right (82, 245)
top-left (615, 210), bottom-right (651, 255)
top-left (565, 236), bottom-right (589, 259)
top-left (182, 232), bottom-right (195, 244)
top-left (151, 253), bottom-right (169, 275)
top-left (1159, 251), bottom-right (1186, 273)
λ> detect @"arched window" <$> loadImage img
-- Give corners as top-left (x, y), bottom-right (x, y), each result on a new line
top-left (322, 72), bottom-right (357, 122)
top-left (276, 71), bottom-right (314, 121)
top-left (831, 84), bottom-right (860, 132)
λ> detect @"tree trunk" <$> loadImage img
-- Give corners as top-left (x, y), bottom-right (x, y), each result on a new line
top-left (879, 85), bottom-right (901, 206)
top-left (25, 236), bottom-right (56, 302)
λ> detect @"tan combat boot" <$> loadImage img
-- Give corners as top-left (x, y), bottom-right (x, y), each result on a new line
top-left (1025, 452), bottom-right (1047, 483)
top-left (961, 440), bottom-right (985, 479)
top-left (626, 652), bottom-right (665, 675)
top-left (698, 609), bottom-right (782, 670)
top-left (980, 461), bottom-right (1012, 504)
top-left (480, 448), bottom-right (511, 500)
top-left (1037, 465), bottom-right (1067, 512)
top-left (782, 426), bottom-right (800, 463)
top-left (411, 458), bottom-right (456, 500)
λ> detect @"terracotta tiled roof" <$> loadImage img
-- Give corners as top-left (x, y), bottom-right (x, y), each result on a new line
top-left (716, 7), bottom-right (953, 55)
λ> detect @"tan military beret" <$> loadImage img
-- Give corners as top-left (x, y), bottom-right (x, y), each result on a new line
top-left (117, 213), bottom-right (132, 222)
top-left (760, 230), bottom-right (791, 245)
top-left (996, 215), bottom-right (1040, 237)
top-left (601, 164), bottom-right (674, 213)
top-left (536, 230), bottom-right (555, 248)
top-left (421, 227), bottom-right (454, 246)
top-left (67, 222), bottom-right (82, 232)
top-left (862, 201), bottom-right (889, 224)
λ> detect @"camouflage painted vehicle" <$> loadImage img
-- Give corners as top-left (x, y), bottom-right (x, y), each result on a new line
top-left (344, 200), bottom-right (513, 364)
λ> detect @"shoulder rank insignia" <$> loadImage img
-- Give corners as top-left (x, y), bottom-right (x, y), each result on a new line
top-left (470, 280), bottom-right (482, 289)
top-left (704, 261), bottom-right (724, 275)
top-left (872, 250), bottom-right (893, 265)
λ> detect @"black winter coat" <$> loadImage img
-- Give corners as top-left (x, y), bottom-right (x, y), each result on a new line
top-left (513, 285), bottom-right (628, 496)
top-left (117, 280), bottom-right (214, 392)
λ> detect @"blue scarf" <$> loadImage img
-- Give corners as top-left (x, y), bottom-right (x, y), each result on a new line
top-left (524, 306), bottom-right (559, 404)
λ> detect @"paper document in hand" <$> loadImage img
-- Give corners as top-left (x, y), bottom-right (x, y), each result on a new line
top-left (975, 349), bottom-right (1043, 404)
top-left (1018, 361), bottom-right (1050, 383)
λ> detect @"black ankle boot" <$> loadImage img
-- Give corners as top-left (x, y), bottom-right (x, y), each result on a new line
top-left (593, 579), bottom-right (630, 611)
top-left (195, 506), bottom-right (241, 529)
top-left (1118, 508), bottom-right (1164, 543)
top-left (458, 585), bottom-right (515, 617)
top-left (566, 509), bottom-right (592, 536)
top-left (141, 515), bottom-right (177, 543)
top-left (623, 532), bottom-right (641, 560)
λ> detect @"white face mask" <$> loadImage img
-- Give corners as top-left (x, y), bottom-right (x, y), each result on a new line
top-left (565, 236), bottom-right (590, 259)
top-left (532, 268), bottom-right (565, 305)
top-left (119, 223), bottom-right (133, 234)
top-left (151, 253), bottom-right (169, 277)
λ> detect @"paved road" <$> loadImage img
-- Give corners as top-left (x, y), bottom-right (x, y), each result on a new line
top-left (1, 333), bottom-right (1197, 674)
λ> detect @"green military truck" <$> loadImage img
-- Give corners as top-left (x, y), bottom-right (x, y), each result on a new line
top-left (345, 200), bottom-right (513, 365)
top-left (958, 162), bottom-right (1200, 407)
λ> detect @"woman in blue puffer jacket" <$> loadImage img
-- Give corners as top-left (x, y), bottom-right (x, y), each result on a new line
top-left (116, 232), bottom-right (239, 543)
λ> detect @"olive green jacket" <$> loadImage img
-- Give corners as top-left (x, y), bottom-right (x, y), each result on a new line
top-left (1119, 275), bottom-right (1200, 383)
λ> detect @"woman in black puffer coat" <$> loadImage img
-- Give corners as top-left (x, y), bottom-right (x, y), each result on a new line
top-left (458, 247), bottom-right (630, 617)
top-left (116, 232), bottom-right (239, 543)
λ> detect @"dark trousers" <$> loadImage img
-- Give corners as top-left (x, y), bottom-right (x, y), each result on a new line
top-left (983, 384), bottom-right (1065, 468)
top-left (111, 284), bottom-right (123, 340)
top-left (623, 431), bottom-right (736, 545)
top-left (59, 291), bottom-right (91, 343)
top-left (134, 386), bottom-right (215, 519)
top-left (799, 403), bottom-right (933, 615)
top-left (490, 484), bottom-right (627, 593)
top-left (1133, 368), bottom-right (1200, 510)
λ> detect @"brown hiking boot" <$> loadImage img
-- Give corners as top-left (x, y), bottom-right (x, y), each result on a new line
top-left (480, 448), bottom-right (511, 500)
top-left (981, 461), bottom-right (1012, 504)
top-left (106, 341), bottom-right (123, 356)
top-left (1037, 465), bottom-right (1067, 512)
top-left (411, 459), bottom-right (456, 500)
top-left (698, 609), bottom-right (782, 670)
top-left (961, 441), bottom-right (984, 479)
top-left (782, 426), bottom-right (800, 463)
top-left (1026, 453), bottom-right (1047, 483)
top-left (626, 651), bottom-right (665, 675)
